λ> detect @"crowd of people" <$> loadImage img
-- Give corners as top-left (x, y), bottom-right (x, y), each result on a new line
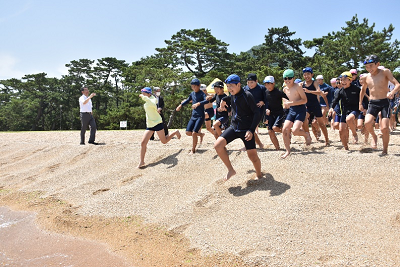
top-left (79, 55), bottom-right (400, 181)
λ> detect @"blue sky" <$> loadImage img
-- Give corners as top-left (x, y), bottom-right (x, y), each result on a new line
top-left (1, 0), bottom-right (399, 80)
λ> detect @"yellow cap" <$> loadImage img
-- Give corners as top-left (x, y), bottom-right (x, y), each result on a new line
top-left (340, 71), bottom-right (352, 80)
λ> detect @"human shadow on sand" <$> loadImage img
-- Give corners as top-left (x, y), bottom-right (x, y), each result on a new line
top-left (228, 173), bottom-right (290, 197)
top-left (145, 149), bottom-right (183, 169)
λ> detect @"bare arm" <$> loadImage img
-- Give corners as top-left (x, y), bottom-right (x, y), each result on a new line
top-left (359, 80), bottom-right (368, 112)
top-left (83, 93), bottom-right (96, 104)
top-left (386, 69), bottom-right (400, 99)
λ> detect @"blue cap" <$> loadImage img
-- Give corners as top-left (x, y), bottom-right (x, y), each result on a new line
top-left (302, 67), bottom-right (313, 74)
top-left (190, 78), bottom-right (200, 85)
top-left (225, 74), bottom-right (240, 84)
top-left (294, 78), bottom-right (302, 84)
top-left (141, 87), bottom-right (152, 94)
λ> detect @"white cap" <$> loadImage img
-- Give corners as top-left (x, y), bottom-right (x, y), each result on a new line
top-left (263, 76), bottom-right (275, 83)
top-left (200, 84), bottom-right (207, 90)
top-left (316, 75), bottom-right (323, 80)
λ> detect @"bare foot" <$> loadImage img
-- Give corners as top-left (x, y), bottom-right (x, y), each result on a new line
top-left (371, 135), bottom-right (378, 149)
top-left (381, 151), bottom-right (388, 156)
top-left (225, 169), bottom-right (236, 181)
top-left (343, 146), bottom-right (349, 151)
top-left (137, 162), bottom-right (145, 169)
top-left (258, 143), bottom-right (265, 149)
top-left (176, 131), bottom-right (181, 139)
top-left (325, 139), bottom-right (330, 146)
top-left (280, 151), bottom-right (290, 159)
top-left (353, 134), bottom-right (358, 144)
top-left (305, 132), bottom-right (312, 146)
top-left (188, 149), bottom-right (195, 155)
top-left (200, 133), bottom-right (205, 144)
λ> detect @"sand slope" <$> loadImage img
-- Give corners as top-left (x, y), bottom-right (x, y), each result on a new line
top-left (1, 129), bottom-right (400, 266)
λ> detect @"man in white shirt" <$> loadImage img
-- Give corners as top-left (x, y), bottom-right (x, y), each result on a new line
top-left (79, 87), bottom-right (97, 145)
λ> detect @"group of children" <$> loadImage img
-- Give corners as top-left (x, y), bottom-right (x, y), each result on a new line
top-left (137, 55), bottom-right (400, 181)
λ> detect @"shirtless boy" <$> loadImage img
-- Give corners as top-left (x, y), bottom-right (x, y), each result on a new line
top-left (214, 74), bottom-right (262, 181)
top-left (359, 55), bottom-right (400, 154)
top-left (281, 69), bottom-right (311, 159)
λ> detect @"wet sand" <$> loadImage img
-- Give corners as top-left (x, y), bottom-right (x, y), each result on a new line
top-left (0, 206), bottom-right (130, 267)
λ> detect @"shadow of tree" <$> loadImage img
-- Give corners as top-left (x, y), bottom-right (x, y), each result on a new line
top-left (228, 173), bottom-right (290, 197)
top-left (146, 149), bottom-right (183, 169)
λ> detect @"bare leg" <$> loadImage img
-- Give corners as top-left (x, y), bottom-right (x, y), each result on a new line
top-left (346, 114), bottom-right (358, 143)
top-left (138, 130), bottom-right (154, 168)
top-left (205, 119), bottom-right (215, 136)
top-left (191, 132), bottom-right (199, 153)
top-left (338, 122), bottom-right (349, 150)
top-left (317, 117), bottom-right (329, 145)
top-left (268, 130), bottom-right (280, 150)
top-left (311, 119), bottom-right (320, 140)
top-left (213, 121), bottom-right (222, 139)
top-left (364, 114), bottom-right (378, 149)
top-left (157, 129), bottom-right (180, 144)
top-left (247, 149), bottom-right (262, 179)
top-left (254, 132), bottom-right (264, 149)
top-left (281, 120), bottom-right (293, 159)
top-left (214, 137), bottom-right (236, 180)
top-left (380, 118), bottom-right (390, 154)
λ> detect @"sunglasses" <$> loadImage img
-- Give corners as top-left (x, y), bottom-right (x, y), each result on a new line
top-left (364, 59), bottom-right (376, 64)
top-left (264, 82), bottom-right (273, 84)
top-left (284, 77), bottom-right (294, 80)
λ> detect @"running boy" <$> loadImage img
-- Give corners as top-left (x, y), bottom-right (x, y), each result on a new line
top-left (281, 69), bottom-right (310, 159)
top-left (328, 72), bottom-right (364, 150)
top-left (302, 67), bottom-right (330, 145)
top-left (263, 75), bottom-right (288, 150)
top-left (205, 81), bottom-right (229, 138)
top-left (214, 74), bottom-right (262, 181)
top-left (360, 55), bottom-right (400, 154)
top-left (176, 78), bottom-right (207, 154)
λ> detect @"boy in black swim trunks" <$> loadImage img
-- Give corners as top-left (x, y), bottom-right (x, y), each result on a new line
top-left (360, 55), bottom-right (400, 154)
top-left (263, 75), bottom-right (288, 150)
top-left (205, 81), bottom-right (229, 138)
top-left (214, 74), bottom-right (262, 181)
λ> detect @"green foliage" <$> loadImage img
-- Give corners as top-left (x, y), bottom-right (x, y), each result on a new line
top-left (0, 16), bottom-right (399, 131)
top-left (156, 28), bottom-right (230, 78)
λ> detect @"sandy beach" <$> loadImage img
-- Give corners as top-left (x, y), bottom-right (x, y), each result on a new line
top-left (1, 128), bottom-right (400, 266)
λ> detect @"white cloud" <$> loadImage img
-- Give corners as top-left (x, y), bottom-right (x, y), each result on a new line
top-left (0, 53), bottom-right (25, 80)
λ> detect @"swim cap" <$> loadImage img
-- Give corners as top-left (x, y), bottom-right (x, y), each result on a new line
top-left (339, 71), bottom-right (352, 80)
top-left (302, 67), bottom-right (313, 74)
top-left (283, 69), bottom-right (294, 78)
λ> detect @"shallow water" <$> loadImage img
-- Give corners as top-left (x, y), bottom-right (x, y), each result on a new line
top-left (0, 206), bottom-right (131, 267)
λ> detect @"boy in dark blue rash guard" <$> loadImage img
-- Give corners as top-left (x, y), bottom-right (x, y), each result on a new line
top-left (301, 67), bottom-right (330, 146)
top-left (243, 73), bottom-right (266, 149)
top-left (176, 78), bottom-right (207, 154)
top-left (214, 74), bottom-right (262, 181)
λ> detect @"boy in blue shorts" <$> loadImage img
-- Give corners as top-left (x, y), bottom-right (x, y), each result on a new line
top-left (214, 74), bottom-right (262, 181)
top-left (176, 78), bottom-right (207, 154)
top-left (281, 69), bottom-right (310, 159)
top-left (302, 67), bottom-right (330, 145)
